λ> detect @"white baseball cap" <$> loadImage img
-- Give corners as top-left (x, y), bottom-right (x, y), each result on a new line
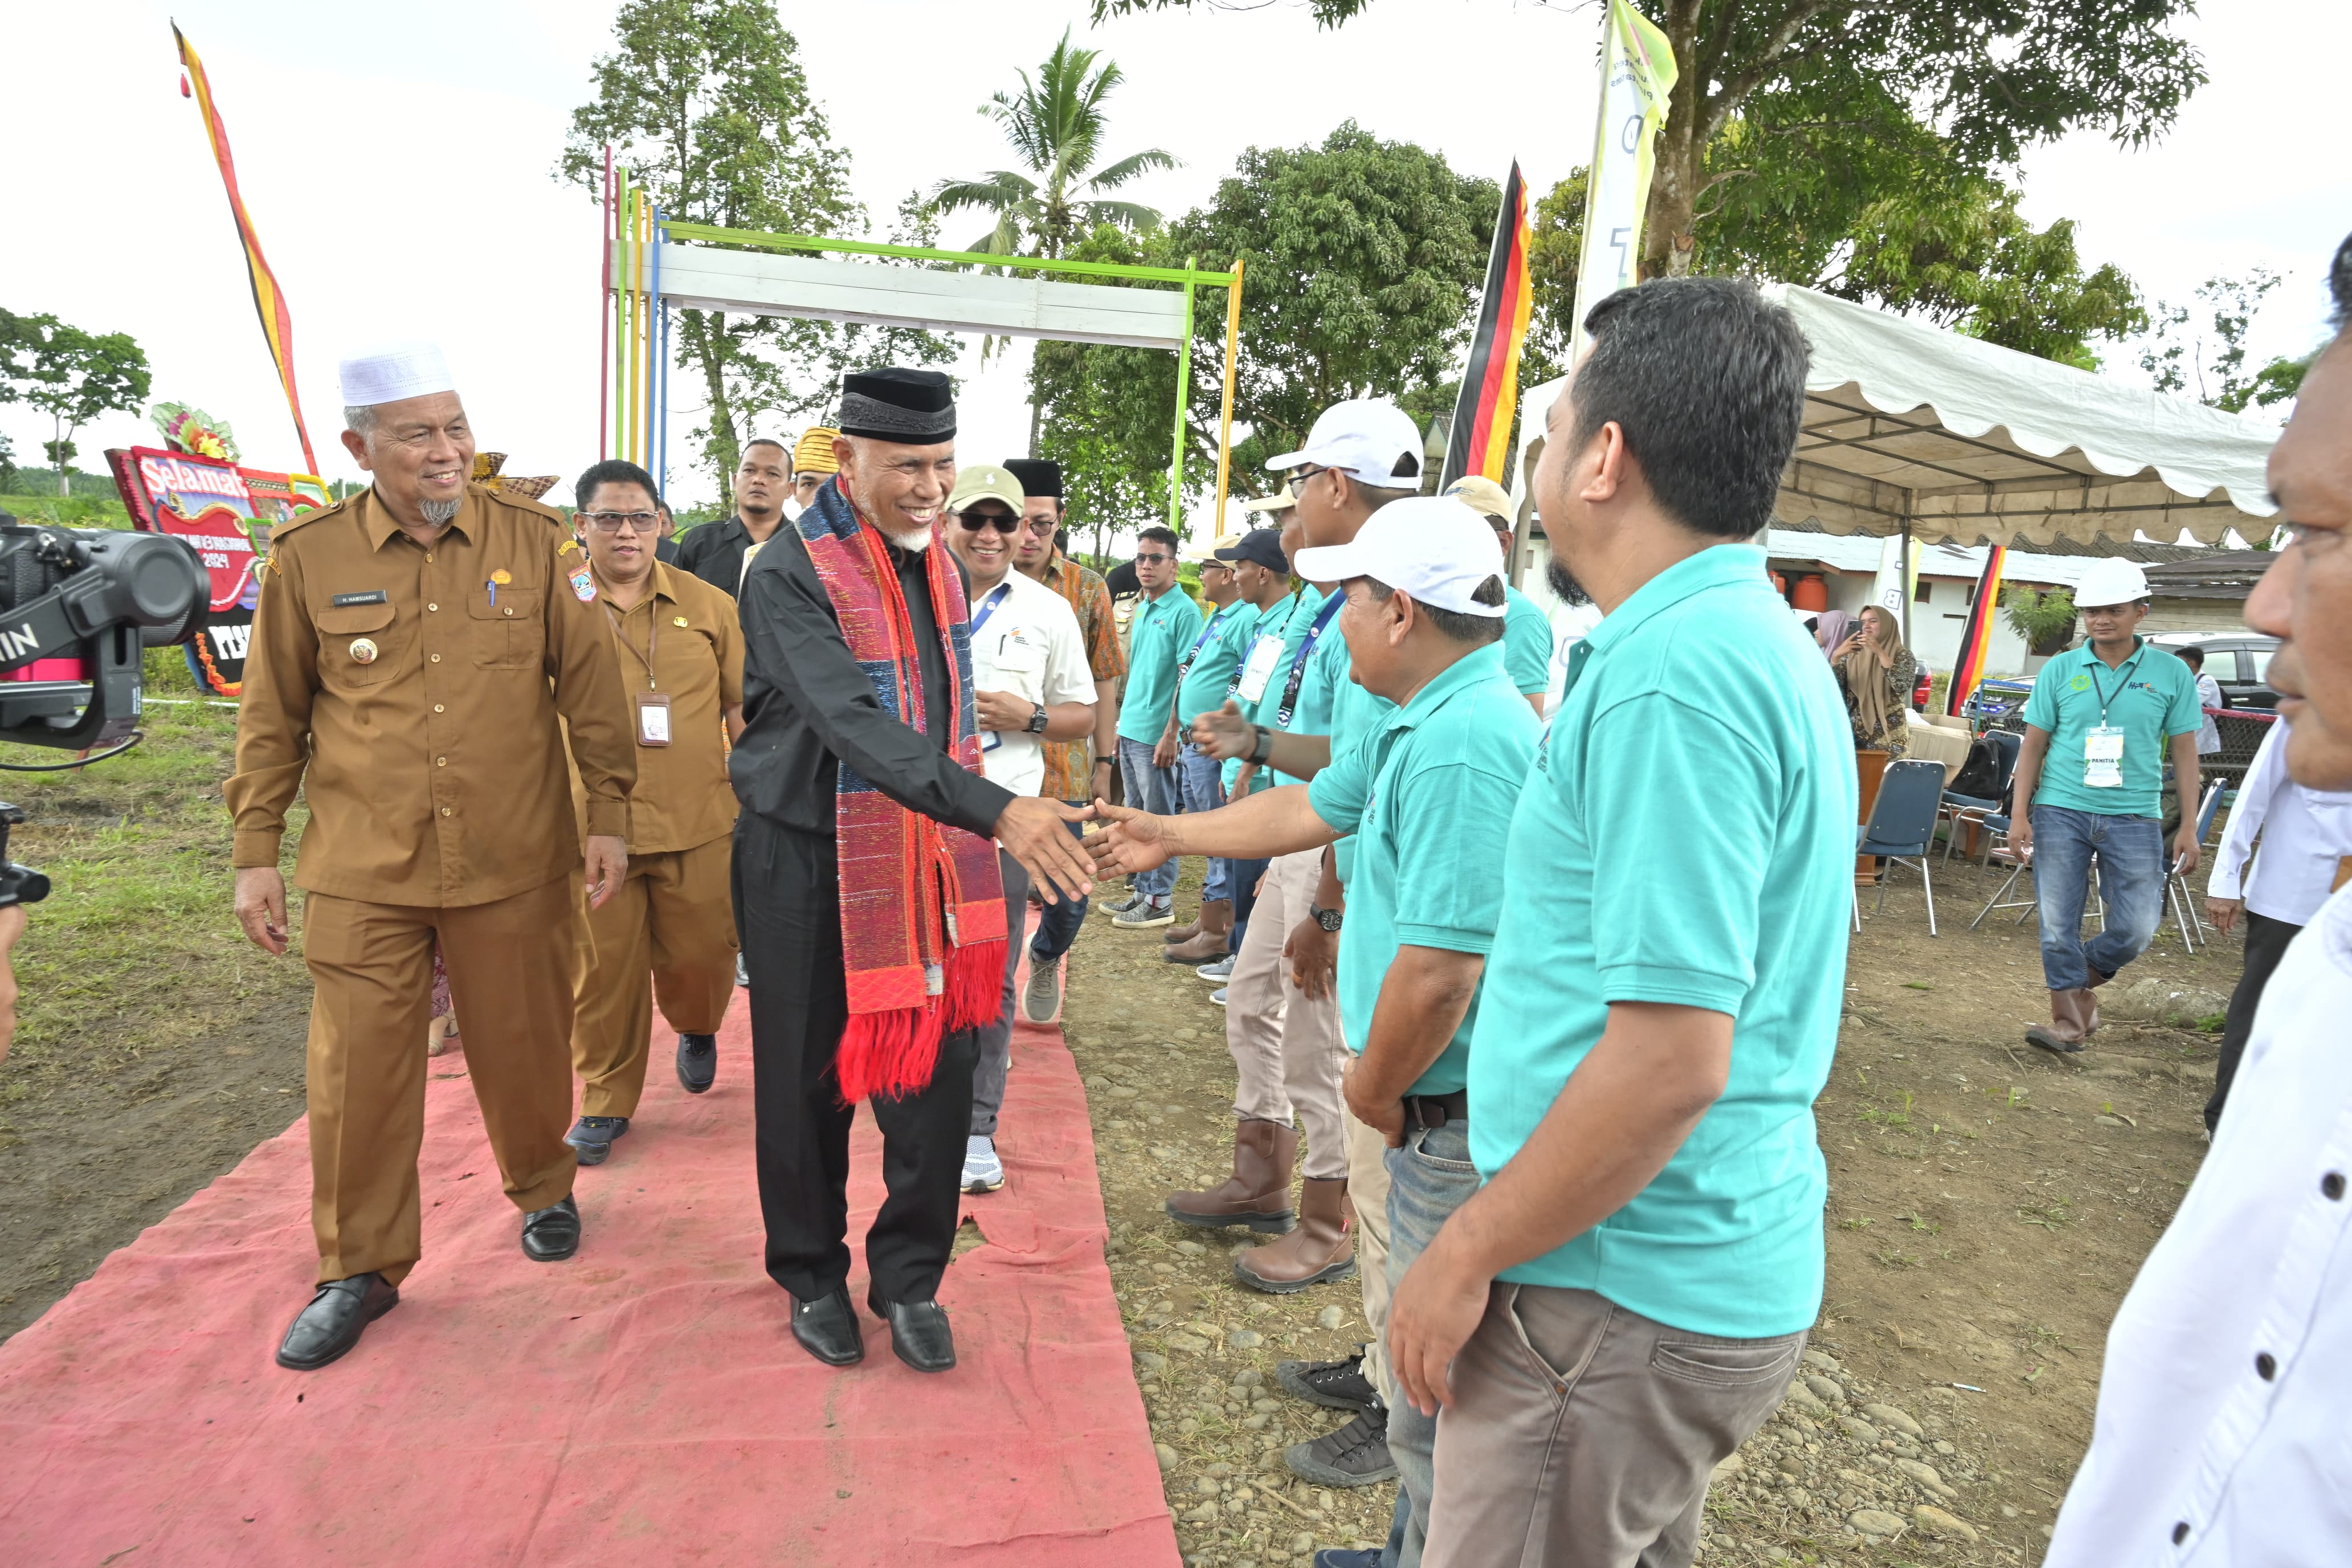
top-left (1291, 496), bottom-right (1507, 617)
top-left (1266, 398), bottom-right (1426, 489)
top-left (2072, 557), bottom-right (2149, 609)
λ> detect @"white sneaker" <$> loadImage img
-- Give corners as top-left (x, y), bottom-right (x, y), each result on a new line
top-left (1113, 898), bottom-right (1175, 930)
top-left (962, 1134), bottom-right (1004, 1193)
top-left (735, 952), bottom-right (749, 988)
top-left (1197, 954), bottom-right (1235, 983)
top-left (1210, 987), bottom-right (1228, 1007)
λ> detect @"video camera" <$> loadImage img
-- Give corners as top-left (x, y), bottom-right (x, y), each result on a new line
top-left (0, 508), bottom-right (210, 908)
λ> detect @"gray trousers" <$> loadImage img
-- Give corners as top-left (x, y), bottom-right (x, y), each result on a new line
top-left (1425, 1285), bottom-right (1805, 1568)
top-left (969, 847), bottom-right (1028, 1138)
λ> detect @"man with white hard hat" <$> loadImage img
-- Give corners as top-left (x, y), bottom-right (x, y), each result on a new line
top-left (227, 341), bottom-right (636, 1371)
top-left (2007, 554), bottom-right (2206, 1054)
top-left (1089, 496), bottom-right (1540, 1532)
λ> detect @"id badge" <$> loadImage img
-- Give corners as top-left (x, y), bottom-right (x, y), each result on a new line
top-left (981, 730), bottom-right (1003, 753)
top-left (2083, 724), bottom-right (2124, 788)
top-left (636, 692), bottom-right (673, 747)
top-left (1235, 635), bottom-right (1282, 703)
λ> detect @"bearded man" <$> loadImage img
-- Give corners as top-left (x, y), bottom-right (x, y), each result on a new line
top-left (730, 368), bottom-right (1095, 1374)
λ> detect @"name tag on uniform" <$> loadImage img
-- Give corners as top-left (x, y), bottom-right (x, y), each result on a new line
top-left (2084, 724), bottom-right (2124, 788)
top-left (1235, 635), bottom-right (1283, 703)
top-left (330, 590), bottom-right (388, 607)
top-left (637, 693), bottom-right (672, 747)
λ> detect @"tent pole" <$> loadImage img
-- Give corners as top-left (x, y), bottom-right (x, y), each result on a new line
top-left (599, 147), bottom-right (612, 462)
top-left (1212, 256), bottom-right (1243, 537)
top-left (1169, 259), bottom-right (1197, 533)
top-left (1898, 515), bottom-right (1913, 644)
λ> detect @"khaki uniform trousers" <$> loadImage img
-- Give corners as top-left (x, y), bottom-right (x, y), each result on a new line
top-left (1224, 846), bottom-right (1349, 1180)
top-left (301, 875), bottom-right (581, 1287)
top-left (570, 835), bottom-right (738, 1119)
top-left (1347, 1109), bottom-right (1396, 1401)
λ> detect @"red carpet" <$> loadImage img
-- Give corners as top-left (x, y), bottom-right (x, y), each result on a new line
top-left (0, 969), bottom-right (1176, 1566)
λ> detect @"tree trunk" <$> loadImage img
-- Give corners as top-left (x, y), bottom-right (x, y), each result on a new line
top-left (1643, 78), bottom-right (1704, 280)
top-left (684, 309), bottom-right (741, 501)
top-left (1027, 386), bottom-right (1043, 459)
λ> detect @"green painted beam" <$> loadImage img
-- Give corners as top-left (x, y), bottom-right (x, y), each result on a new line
top-left (659, 221), bottom-right (1235, 289)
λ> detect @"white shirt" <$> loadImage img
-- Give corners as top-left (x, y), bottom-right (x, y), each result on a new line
top-left (2194, 672), bottom-right (2223, 754)
top-left (966, 567), bottom-right (1093, 798)
top-left (1540, 601), bottom-right (1606, 720)
top-left (2044, 884), bottom-right (2352, 1568)
top-left (2210, 720), bottom-right (2352, 925)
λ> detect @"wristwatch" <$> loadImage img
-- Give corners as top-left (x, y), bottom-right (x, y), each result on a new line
top-left (1310, 904), bottom-right (1344, 933)
top-left (1026, 702), bottom-right (1049, 734)
top-left (1250, 724), bottom-right (1277, 765)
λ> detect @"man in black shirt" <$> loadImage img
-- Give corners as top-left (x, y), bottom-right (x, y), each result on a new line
top-left (675, 437), bottom-right (790, 595)
top-left (731, 369), bottom-right (1094, 1376)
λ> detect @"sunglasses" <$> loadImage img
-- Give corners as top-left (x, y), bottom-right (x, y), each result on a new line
top-left (1135, 552), bottom-right (1173, 565)
top-left (581, 511), bottom-right (662, 534)
top-left (957, 512), bottom-right (1022, 534)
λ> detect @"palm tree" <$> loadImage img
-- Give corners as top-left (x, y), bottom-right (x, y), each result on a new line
top-left (933, 28), bottom-right (1179, 447)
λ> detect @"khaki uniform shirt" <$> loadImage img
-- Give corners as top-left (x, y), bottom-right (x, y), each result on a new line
top-left (226, 483), bottom-right (636, 908)
top-left (572, 561), bottom-right (743, 855)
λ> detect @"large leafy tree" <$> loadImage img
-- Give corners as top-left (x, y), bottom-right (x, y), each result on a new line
top-left (2137, 269), bottom-right (2313, 415)
top-left (560, 0), bottom-right (949, 495)
top-left (0, 311), bottom-right (150, 496)
top-left (1033, 126), bottom-right (1496, 538)
top-left (1096, 1), bottom-right (2203, 284)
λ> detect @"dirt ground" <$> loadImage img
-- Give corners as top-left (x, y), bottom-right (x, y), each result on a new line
top-left (1070, 846), bottom-right (2245, 1568)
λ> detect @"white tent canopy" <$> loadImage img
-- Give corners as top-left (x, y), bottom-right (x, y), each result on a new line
top-left (1508, 282), bottom-right (2282, 549)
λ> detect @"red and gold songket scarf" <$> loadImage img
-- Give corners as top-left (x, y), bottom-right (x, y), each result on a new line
top-left (792, 476), bottom-right (1006, 1100)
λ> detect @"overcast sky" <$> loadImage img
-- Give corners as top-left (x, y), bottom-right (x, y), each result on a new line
top-left (5, 0), bottom-right (2345, 525)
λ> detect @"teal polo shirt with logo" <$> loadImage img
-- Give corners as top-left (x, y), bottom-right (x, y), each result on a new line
top-left (1224, 588), bottom-right (1328, 794)
top-left (1176, 599), bottom-right (1259, 730)
top-left (1296, 600), bottom-right (1399, 884)
top-left (2020, 637), bottom-right (2203, 819)
top-left (1307, 642), bottom-right (1540, 1095)
top-left (1502, 585), bottom-right (1554, 697)
top-left (1116, 587), bottom-right (1204, 746)
top-left (1467, 544), bottom-right (1857, 1340)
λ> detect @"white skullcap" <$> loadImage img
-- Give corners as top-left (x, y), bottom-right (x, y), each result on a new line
top-left (338, 341), bottom-right (455, 407)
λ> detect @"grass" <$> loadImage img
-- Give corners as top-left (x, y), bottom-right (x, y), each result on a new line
top-left (0, 689), bottom-right (309, 1098)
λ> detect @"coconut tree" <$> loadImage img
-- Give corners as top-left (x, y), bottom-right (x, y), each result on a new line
top-left (933, 28), bottom-right (1179, 446)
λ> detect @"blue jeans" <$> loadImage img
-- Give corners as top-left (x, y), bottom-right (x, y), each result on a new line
top-left (1177, 745), bottom-right (1233, 903)
top-left (1227, 856), bottom-right (1271, 957)
top-left (1117, 736), bottom-right (1180, 901)
top-left (1030, 813), bottom-right (1088, 963)
top-left (1382, 1118), bottom-right (1483, 1568)
top-left (2030, 804), bottom-right (2165, 991)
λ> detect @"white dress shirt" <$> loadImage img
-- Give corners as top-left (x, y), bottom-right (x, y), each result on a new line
top-left (966, 567), bottom-right (1094, 799)
top-left (2210, 720), bottom-right (2352, 925)
top-left (2194, 672), bottom-right (2223, 755)
top-left (2044, 884), bottom-right (2352, 1568)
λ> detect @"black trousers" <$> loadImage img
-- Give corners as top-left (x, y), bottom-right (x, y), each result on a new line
top-left (2206, 909), bottom-right (2302, 1133)
top-left (733, 811), bottom-right (978, 1304)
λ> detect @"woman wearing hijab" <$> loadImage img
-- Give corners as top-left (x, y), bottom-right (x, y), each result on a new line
top-left (1812, 609), bottom-right (1856, 658)
top-left (1833, 605), bottom-right (1918, 758)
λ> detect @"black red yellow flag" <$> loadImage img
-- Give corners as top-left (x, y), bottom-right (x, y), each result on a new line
top-left (1440, 160), bottom-right (1535, 489)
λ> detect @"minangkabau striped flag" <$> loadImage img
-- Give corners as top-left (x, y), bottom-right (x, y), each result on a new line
top-left (1440, 160), bottom-right (1534, 489)
top-left (174, 24), bottom-right (320, 476)
top-left (1946, 545), bottom-right (2008, 717)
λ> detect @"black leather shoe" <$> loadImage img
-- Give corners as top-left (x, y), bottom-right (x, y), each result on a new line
top-left (790, 1288), bottom-right (865, 1366)
top-left (275, 1272), bottom-right (398, 1371)
top-left (868, 1291), bottom-right (956, 1373)
top-left (677, 1032), bottom-right (717, 1093)
top-left (521, 1194), bottom-right (581, 1261)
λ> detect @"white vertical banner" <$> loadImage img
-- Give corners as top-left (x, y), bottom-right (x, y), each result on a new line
top-left (1570, 0), bottom-right (1680, 359)
top-left (1871, 531), bottom-right (1918, 626)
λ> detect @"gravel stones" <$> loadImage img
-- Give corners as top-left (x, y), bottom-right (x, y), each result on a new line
top-left (1848, 1509), bottom-right (1907, 1537)
top-left (1229, 1329), bottom-right (1265, 1350)
top-left (1802, 1374), bottom-right (1846, 1404)
top-left (1835, 1416), bottom-right (1881, 1444)
top-left (1134, 1351), bottom-right (1169, 1378)
top-left (1913, 1505), bottom-right (1980, 1542)
top-left (1780, 1384), bottom-right (1828, 1416)
top-left (1316, 1305), bottom-right (1346, 1330)
top-left (1896, 1458), bottom-right (1955, 1497)
top-left (1156, 1444), bottom-right (1181, 1472)
top-left (1863, 1402), bottom-right (1923, 1437)
top-left (1801, 1349), bottom-right (1844, 1374)
top-left (1166, 1332), bottom-right (1210, 1354)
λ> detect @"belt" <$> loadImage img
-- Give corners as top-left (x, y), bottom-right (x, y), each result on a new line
top-left (1402, 1091), bottom-right (1469, 1130)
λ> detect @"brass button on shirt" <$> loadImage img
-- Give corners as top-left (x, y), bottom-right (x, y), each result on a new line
top-left (227, 484), bottom-right (637, 906)
top-left (581, 561), bottom-right (744, 855)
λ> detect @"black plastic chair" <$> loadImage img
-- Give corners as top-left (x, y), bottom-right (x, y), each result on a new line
top-left (1855, 758), bottom-right (1948, 937)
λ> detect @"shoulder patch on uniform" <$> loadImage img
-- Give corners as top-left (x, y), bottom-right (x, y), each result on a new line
top-left (557, 537), bottom-right (582, 556)
top-left (568, 566), bottom-right (597, 602)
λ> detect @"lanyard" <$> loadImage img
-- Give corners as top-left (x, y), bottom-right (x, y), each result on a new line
top-left (603, 599), bottom-right (659, 689)
top-left (1229, 591), bottom-right (1303, 698)
top-left (1277, 594), bottom-right (1344, 729)
top-left (2084, 644), bottom-right (2139, 724)
top-left (1175, 603), bottom-right (1230, 685)
top-left (970, 581), bottom-right (1012, 644)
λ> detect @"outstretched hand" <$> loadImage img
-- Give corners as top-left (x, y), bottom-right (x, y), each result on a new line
top-left (996, 797), bottom-right (1096, 904)
top-left (1086, 798), bottom-right (1173, 876)
top-left (1191, 700), bottom-right (1255, 762)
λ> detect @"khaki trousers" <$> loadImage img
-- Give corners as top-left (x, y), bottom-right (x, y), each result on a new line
top-left (301, 876), bottom-right (582, 1287)
top-left (570, 835), bottom-right (738, 1118)
top-left (1224, 847), bottom-right (1349, 1180)
top-left (1348, 1109), bottom-right (1395, 1400)
top-left (1425, 1285), bottom-right (1806, 1568)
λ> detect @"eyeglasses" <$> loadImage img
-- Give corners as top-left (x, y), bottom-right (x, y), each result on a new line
top-left (1135, 552), bottom-right (1173, 565)
top-left (956, 512), bottom-right (1021, 534)
top-left (581, 511), bottom-right (662, 534)
top-left (1020, 516), bottom-right (1058, 535)
top-left (1288, 466), bottom-right (1328, 489)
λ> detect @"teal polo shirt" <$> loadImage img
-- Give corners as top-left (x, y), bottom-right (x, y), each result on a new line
top-left (1223, 588), bottom-right (1329, 794)
top-left (1176, 600), bottom-right (1258, 730)
top-left (1502, 585), bottom-right (1554, 697)
top-left (1296, 602), bottom-right (1399, 884)
top-left (1116, 587), bottom-right (1204, 746)
top-left (2020, 636), bottom-right (2203, 818)
top-left (1467, 544), bottom-right (1857, 1340)
top-left (1308, 642), bottom-right (1539, 1095)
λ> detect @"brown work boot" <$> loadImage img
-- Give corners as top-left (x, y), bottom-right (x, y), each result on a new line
top-left (1166, 1119), bottom-right (1297, 1233)
top-left (1163, 907), bottom-right (1206, 945)
top-left (1235, 1177), bottom-right (1355, 1293)
top-left (2025, 989), bottom-right (2096, 1055)
top-left (1165, 899), bottom-right (1234, 963)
